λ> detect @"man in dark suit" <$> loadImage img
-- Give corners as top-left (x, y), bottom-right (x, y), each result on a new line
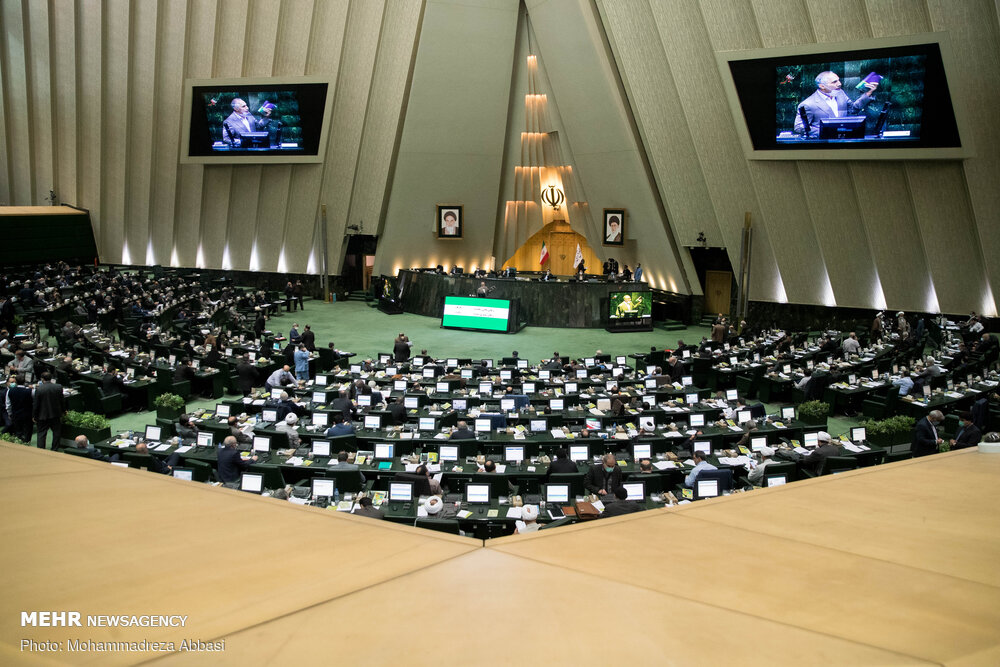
top-left (352, 496), bottom-right (384, 520)
top-left (32, 372), bottom-right (65, 450)
top-left (912, 410), bottom-right (944, 457)
top-left (217, 435), bottom-right (257, 483)
top-left (387, 396), bottom-right (407, 425)
top-left (324, 417), bottom-right (356, 437)
top-left (235, 354), bottom-right (258, 397)
top-left (227, 416), bottom-right (252, 445)
top-left (221, 97), bottom-right (273, 147)
top-left (300, 325), bottom-right (316, 351)
top-left (393, 333), bottom-right (411, 362)
top-left (601, 486), bottom-right (645, 518)
top-left (174, 357), bottom-right (196, 382)
top-left (330, 390), bottom-right (355, 422)
top-left (449, 420), bottom-right (475, 440)
top-left (6, 375), bottom-right (34, 442)
top-left (584, 453), bottom-right (623, 497)
top-left (547, 448), bottom-right (578, 475)
top-left (949, 411), bottom-right (981, 450)
top-left (793, 70), bottom-right (878, 137)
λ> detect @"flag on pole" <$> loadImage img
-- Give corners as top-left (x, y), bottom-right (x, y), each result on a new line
top-left (573, 243), bottom-right (584, 269)
top-left (539, 241), bottom-right (549, 266)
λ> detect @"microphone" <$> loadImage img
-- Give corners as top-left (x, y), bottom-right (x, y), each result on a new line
top-left (798, 105), bottom-right (810, 138)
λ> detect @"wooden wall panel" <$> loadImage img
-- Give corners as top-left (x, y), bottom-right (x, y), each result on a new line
top-left (199, 167), bottom-right (233, 269)
top-left (2, 0), bottom-right (33, 205)
top-left (51, 0), bottom-right (77, 207)
top-left (75, 0), bottom-right (103, 242)
top-left (253, 165), bottom-right (292, 272)
top-left (0, 36), bottom-right (8, 205)
top-left (124, 0), bottom-right (158, 265)
top-left (25, 0), bottom-right (53, 206)
top-left (100, 0), bottom-right (130, 262)
top-left (283, 166), bottom-right (323, 273)
top-left (273, 0), bottom-right (314, 76)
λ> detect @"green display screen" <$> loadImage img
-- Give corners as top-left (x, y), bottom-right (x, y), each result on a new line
top-left (609, 291), bottom-right (652, 319)
top-left (442, 296), bottom-right (511, 332)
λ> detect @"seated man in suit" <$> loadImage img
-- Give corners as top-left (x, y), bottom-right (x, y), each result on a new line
top-left (387, 396), bottom-right (407, 425)
top-left (949, 411), bottom-right (982, 450)
top-left (136, 441), bottom-right (180, 474)
top-left (325, 416), bottom-right (356, 437)
top-left (175, 413), bottom-right (199, 441)
top-left (585, 453), bottom-right (623, 497)
top-left (330, 390), bottom-right (355, 422)
top-left (328, 451), bottom-right (366, 486)
top-left (227, 416), bottom-right (253, 445)
top-left (222, 97), bottom-right (274, 147)
top-left (601, 486), bottom-right (645, 518)
top-left (547, 448), bottom-right (578, 475)
top-left (217, 435), bottom-right (257, 483)
top-left (72, 435), bottom-right (113, 462)
top-left (793, 70), bottom-right (878, 137)
top-left (174, 357), bottom-right (196, 383)
top-left (450, 420), bottom-right (475, 440)
top-left (353, 496), bottom-right (384, 520)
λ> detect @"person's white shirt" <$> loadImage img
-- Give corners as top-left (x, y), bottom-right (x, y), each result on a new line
top-left (970, 321), bottom-right (984, 333)
top-left (515, 520), bottom-right (540, 533)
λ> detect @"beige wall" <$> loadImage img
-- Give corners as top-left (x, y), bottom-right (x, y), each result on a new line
top-left (2, 0), bottom-right (997, 314)
top-left (596, 0), bottom-right (1000, 314)
top-left (0, 0), bottom-right (421, 275)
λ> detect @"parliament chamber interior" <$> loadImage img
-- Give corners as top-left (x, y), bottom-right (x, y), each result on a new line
top-left (2, 0), bottom-right (999, 664)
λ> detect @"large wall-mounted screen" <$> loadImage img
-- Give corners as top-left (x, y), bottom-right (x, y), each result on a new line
top-left (442, 296), bottom-right (512, 332)
top-left (719, 35), bottom-right (969, 159)
top-left (609, 291), bottom-right (652, 321)
top-left (182, 77), bottom-right (331, 164)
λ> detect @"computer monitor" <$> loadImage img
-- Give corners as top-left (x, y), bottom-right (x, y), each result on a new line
top-left (216, 403), bottom-right (231, 418)
top-left (385, 366), bottom-right (398, 376)
top-left (395, 380), bottom-right (408, 392)
top-left (172, 468), bottom-right (194, 481)
top-left (616, 356), bottom-right (627, 365)
top-left (357, 394), bottom-right (372, 407)
top-left (413, 357), bottom-right (424, 367)
top-left (750, 436), bottom-right (768, 451)
top-left (569, 445), bottom-right (589, 462)
top-left (439, 445), bottom-right (459, 461)
top-left (539, 369), bottom-right (551, 379)
top-left (693, 440), bottom-right (712, 455)
top-left (196, 432), bottom-right (214, 448)
top-left (681, 376), bottom-right (693, 386)
top-left (646, 365), bottom-right (657, 374)
top-left (474, 419), bottom-right (492, 433)
top-left (168, 354), bottom-right (177, 366)
top-left (225, 348), bottom-right (233, 357)
top-left (312, 478), bottom-right (335, 499)
top-left (312, 412), bottom-right (329, 428)
top-left (764, 474), bottom-right (787, 487)
top-left (419, 417), bottom-right (437, 431)
top-left (374, 443), bottom-right (394, 460)
top-left (479, 382), bottom-right (492, 394)
top-left (501, 398), bottom-right (516, 412)
top-left (848, 374), bottom-right (857, 385)
top-left (364, 415), bottom-right (382, 430)
top-left (500, 370), bottom-right (512, 381)
top-left (316, 375), bottom-right (328, 385)
top-left (818, 115), bottom-right (866, 139)
top-left (465, 484), bottom-right (491, 504)
top-left (696, 478), bottom-right (720, 498)
top-left (517, 359), bottom-right (528, 369)
top-left (436, 381), bottom-right (450, 393)
top-left (565, 382), bottom-right (578, 394)
top-left (240, 473), bottom-right (264, 494)
top-left (545, 484), bottom-right (570, 503)
top-left (645, 379), bottom-right (657, 389)
top-left (781, 406), bottom-right (796, 421)
top-left (803, 432), bottom-right (819, 447)
top-left (447, 358), bottom-right (459, 368)
top-left (253, 436), bottom-right (271, 453)
top-left (269, 389), bottom-right (282, 400)
top-left (726, 389), bottom-right (738, 401)
top-left (689, 413), bottom-right (705, 427)
top-left (730, 356), bottom-right (738, 365)
top-left (633, 443), bottom-right (651, 460)
top-left (422, 368), bottom-right (435, 378)
top-left (145, 425), bottom-right (162, 442)
top-left (483, 360), bottom-right (494, 369)
top-left (550, 399), bottom-right (564, 411)
top-left (851, 427), bottom-right (866, 442)
top-left (622, 482), bottom-right (645, 501)
top-left (585, 418), bottom-right (601, 431)
top-left (736, 410), bottom-right (752, 424)
top-left (460, 369), bottom-right (473, 380)
top-left (522, 382), bottom-right (536, 394)
top-left (529, 418), bottom-right (547, 432)
top-left (351, 364), bottom-right (362, 374)
top-left (405, 396), bottom-right (420, 409)
top-left (389, 482), bottom-right (413, 501)
top-left (379, 354), bottom-right (391, 364)
top-left (262, 408), bottom-right (278, 423)
top-left (577, 369), bottom-right (588, 379)
top-left (585, 357), bottom-right (596, 367)
top-left (504, 445), bottom-right (524, 462)
top-left (311, 440), bottom-right (331, 457)
top-left (453, 398), bottom-right (468, 411)
top-left (783, 364), bottom-right (792, 374)
top-left (685, 393), bottom-right (699, 405)
top-left (606, 380), bottom-right (619, 391)
top-left (682, 350), bottom-right (691, 359)
top-left (272, 342), bottom-right (281, 351)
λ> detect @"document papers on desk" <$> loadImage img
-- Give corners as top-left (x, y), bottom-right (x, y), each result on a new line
top-left (505, 506), bottom-right (522, 519)
top-left (550, 429), bottom-right (567, 438)
top-left (174, 445), bottom-right (193, 454)
top-left (652, 461), bottom-right (677, 470)
top-left (154, 443), bottom-right (171, 452)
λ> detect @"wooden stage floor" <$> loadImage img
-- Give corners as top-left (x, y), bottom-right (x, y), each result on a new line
top-left (2, 441), bottom-right (998, 666)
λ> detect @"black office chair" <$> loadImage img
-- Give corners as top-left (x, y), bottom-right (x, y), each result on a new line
top-left (822, 456), bottom-right (860, 475)
top-left (472, 473), bottom-right (512, 498)
top-left (695, 468), bottom-right (734, 493)
top-left (852, 449), bottom-right (885, 467)
top-left (248, 463), bottom-right (285, 491)
top-left (626, 473), bottom-right (665, 495)
top-left (413, 518), bottom-right (462, 535)
top-left (187, 459), bottom-right (214, 482)
top-left (325, 468), bottom-right (366, 494)
top-left (122, 452), bottom-right (153, 470)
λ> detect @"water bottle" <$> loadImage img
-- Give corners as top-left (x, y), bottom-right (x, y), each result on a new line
top-left (334, 486), bottom-right (340, 504)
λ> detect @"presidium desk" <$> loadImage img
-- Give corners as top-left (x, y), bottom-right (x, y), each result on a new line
top-left (395, 270), bottom-right (690, 329)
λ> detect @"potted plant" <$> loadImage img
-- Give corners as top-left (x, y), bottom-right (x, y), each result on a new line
top-left (797, 400), bottom-right (830, 427)
top-left (154, 392), bottom-right (186, 420)
top-left (61, 411), bottom-right (112, 444)
top-left (859, 415), bottom-right (916, 448)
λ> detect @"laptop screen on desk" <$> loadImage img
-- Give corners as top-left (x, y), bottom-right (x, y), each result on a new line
top-left (262, 409), bottom-right (278, 423)
top-left (500, 370), bottom-right (512, 381)
top-left (453, 398), bottom-right (468, 411)
top-left (374, 443), bottom-right (394, 459)
top-left (216, 404), bottom-right (231, 418)
top-left (565, 382), bottom-right (578, 394)
top-left (316, 375), bottom-right (328, 385)
top-left (681, 376), bottom-right (693, 386)
top-left (357, 394), bottom-right (372, 407)
top-left (439, 445), bottom-right (459, 461)
top-left (501, 398), bottom-right (515, 411)
top-left (764, 474), bottom-right (787, 487)
top-left (623, 482), bottom-right (645, 501)
top-left (312, 478), bottom-right (334, 499)
top-left (436, 381), bottom-right (450, 393)
top-left (545, 484), bottom-right (570, 503)
top-left (197, 432), bottom-right (214, 448)
top-left (253, 436), bottom-right (270, 453)
top-left (465, 484), bottom-right (490, 504)
top-left (616, 356), bottom-right (627, 366)
top-left (241, 473), bottom-right (263, 494)
top-left (479, 382), bottom-right (492, 394)
top-left (395, 380), bottom-right (408, 392)
top-left (750, 436), bottom-right (767, 451)
top-left (696, 478), bottom-right (719, 498)
top-left (685, 393), bottom-right (699, 405)
top-left (311, 440), bottom-right (331, 457)
top-left (530, 419), bottom-right (547, 432)
top-left (550, 399), bottom-right (564, 411)
top-left (522, 382), bottom-right (536, 394)
top-left (504, 446), bottom-right (524, 462)
top-left (145, 425), bottom-right (162, 442)
top-left (269, 390), bottom-right (282, 401)
top-left (736, 410), bottom-right (752, 424)
top-left (111, 461), bottom-right (130, 468)
top-left (517, 359), bottom-right (528, 369)
top-left (585, 418), bottom-right (601, 431)
top-left (461, 369), bottom-right (473, 380)
top-left (639, 416), bottom-right (655, 432)
top-left (389, 482), bottom-right (413, 501)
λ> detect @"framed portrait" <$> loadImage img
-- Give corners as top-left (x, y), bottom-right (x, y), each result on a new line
top-left (437, 205), bottom-right (463, 239)
top-left (603, 209), bottom-right (625, 247)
